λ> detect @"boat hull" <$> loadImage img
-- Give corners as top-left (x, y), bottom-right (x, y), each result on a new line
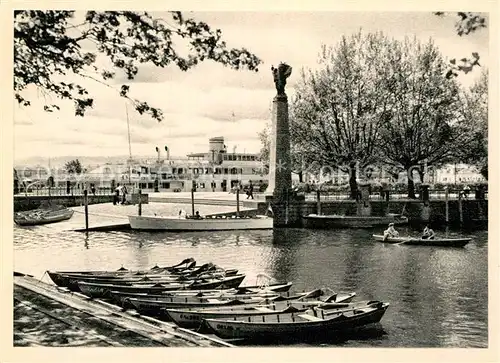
top-left (108, 282), bottom-right (293, 305)
top-left (128, 215), bottom-right (273, 231)
top-left (303, 214), bottom-right (408, 229)
top-left (166, 293), bottom-right (357, 329)
top-left (372, 234), bottom-right (471, 247)
top-left (77, 274), bottom-right (246, 298)
top-left (204, 302), bottom-right (389, 340)
top-left (14, 209), bottom-right (74, 226)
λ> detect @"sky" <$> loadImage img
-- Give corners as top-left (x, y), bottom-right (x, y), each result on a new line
top-left (13, 10), bottom-right (490, 165)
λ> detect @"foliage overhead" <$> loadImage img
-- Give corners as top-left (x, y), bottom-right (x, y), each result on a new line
top-left (434, 12), bottom-right (487, 78)
top-left (14, 11), bottom-right (262, 121)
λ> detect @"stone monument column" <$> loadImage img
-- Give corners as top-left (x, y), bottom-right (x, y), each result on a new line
top-left (268, 93), bottom-right (292, 197)
top-left (265, 62), bottom-right (304, 227)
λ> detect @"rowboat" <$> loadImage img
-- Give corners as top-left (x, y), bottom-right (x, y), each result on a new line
top-left (108, 282), bottom-right (294, 306)
top-left (123, 288), bottom-right (354, 316)
top-left (77, 274), bottom-right (247, 298)
top-left (124, 288), bottom-right (355, 316)
top-left (128, 214), bottom-right (273, 231)
top-left (47, 258), bottom-right (197, 277)
top-left (47, 270), bottom-right (236, 291)
top-left (165, 293), bottom-right (358, 329)
top-left (203, 300), bottom-right (389, 340)
top-left (47, 265), bottom-right (238, 291)
top-left (372, 234), bottom-right (472, 247)
top-left (303, 213), bottom-right (408, 229)
top-left (14, 207), bottom-right (74, 226)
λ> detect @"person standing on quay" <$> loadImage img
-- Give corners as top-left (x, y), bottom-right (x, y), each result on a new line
top-left (247, 181), bottom-right (254, 199)
top-left (121, 185), bottom-right (128, 205)
top-left (113, 184), bottom-right (121, 205)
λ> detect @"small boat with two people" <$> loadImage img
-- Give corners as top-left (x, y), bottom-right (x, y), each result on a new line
top-left (373, 224), bottom-right (472, 247)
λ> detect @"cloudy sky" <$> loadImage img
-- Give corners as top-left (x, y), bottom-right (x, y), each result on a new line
top-left (13, 10), bottom-right (490, 164)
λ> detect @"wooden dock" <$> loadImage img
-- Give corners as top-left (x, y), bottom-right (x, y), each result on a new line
top-left (14, 273), bottom-right (234, 347)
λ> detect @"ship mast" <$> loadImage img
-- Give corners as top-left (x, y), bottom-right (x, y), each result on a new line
top-left (126, 103), bottom-right (132, 184)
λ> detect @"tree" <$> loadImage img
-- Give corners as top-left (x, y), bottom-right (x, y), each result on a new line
top-left (455, 69), bottom-right (488, 180)
top-left (378, 37), bottom-right (465, 198)
top-left (64, 159), bottom-right (84, 174)
top-left (290, 32), bottom-right (391, 198)
top-left (14, 11), bottom-right (261, 121)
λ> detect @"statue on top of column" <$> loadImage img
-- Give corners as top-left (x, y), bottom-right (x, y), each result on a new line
top-left (271, 62), bottom-right (292, 96)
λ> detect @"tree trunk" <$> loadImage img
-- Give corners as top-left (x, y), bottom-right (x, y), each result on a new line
top-left (416, 168), bottom-right (424, 184)
top-left (349, 164), bottom-right (358, 199)
top-left (407, 168), bottom-right (416, 199)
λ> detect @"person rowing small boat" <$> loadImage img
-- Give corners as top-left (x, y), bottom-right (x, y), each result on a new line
top-left (383, 223), bottom-right (399, 241)
top-left (421, 225), bottom-right (436, 240)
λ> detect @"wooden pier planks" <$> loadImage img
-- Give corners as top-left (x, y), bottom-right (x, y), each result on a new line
top-left (14, 274), bottom-right (234, 347)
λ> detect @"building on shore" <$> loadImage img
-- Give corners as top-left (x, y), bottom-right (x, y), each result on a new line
top-left (14, 137), bottom-right (268, 194)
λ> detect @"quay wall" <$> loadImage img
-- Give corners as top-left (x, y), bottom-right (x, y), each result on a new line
top-left (14, 193), bottom-right (149, 212)
top-left (257, 199), bottom-right (488, 228)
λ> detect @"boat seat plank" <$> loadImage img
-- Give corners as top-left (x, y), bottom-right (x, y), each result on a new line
top-left (297, 314), bottom-right (322, 321)
top-left (254, 307), bottom-right (273, 312)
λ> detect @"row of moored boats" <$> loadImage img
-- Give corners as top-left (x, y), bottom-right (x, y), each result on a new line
top-left (46, 258), bottom-right (389, 341)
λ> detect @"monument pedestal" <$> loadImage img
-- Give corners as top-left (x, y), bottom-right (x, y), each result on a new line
top-left (356, 183), bottom-right (372, 216)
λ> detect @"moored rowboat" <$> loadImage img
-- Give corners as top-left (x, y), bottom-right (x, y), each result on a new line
top-left (14, 207), bottom-right (74, 226)
top-left (372, 234), bottom-right (472, 247)
top-left (203, 300), bottom-right (389, 340)
top-left (125, 289), bottom-right (355, 317)
top-left (108, 282), bottom-right (294, 305)
top-left (77, 274), bottom-right (247, 298)
top-left (48, 258), bottom-right (197, 278)
top-left (165, 293), bottom-right (357, 329)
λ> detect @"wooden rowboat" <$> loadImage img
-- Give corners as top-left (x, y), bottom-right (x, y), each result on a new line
top-left (372, 234), bottom-right (472, 247)
top-left (125, 290), bottom-right (355, 317)
top-left (108, 282), bottom-right (293, 305)
top-left (48, 258), bottom-right (197, 277)
top-left (203, 300), bottom-right (389, 340)
top-left (47, 267), bottom-right (238, 291)
top-left (77, 274), bottom-right (246, 298)
top-left (14, 207), bottom-right (74, 226)
top-left (165, 293), bottom-right (357, 329)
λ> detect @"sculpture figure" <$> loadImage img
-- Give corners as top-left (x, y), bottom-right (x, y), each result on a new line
top-left (271, 62), bottom-right (292, 96)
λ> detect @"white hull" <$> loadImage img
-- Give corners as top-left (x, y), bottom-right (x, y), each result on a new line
top-left (128, 215), bottom-right (273, 231)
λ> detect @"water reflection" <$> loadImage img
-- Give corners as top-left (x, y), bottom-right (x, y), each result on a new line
top-left (13, 224), bottom-right (488, 348)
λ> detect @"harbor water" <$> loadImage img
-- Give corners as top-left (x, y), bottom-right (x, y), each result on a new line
top-left (13, 204), bottom-right (488, 348)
